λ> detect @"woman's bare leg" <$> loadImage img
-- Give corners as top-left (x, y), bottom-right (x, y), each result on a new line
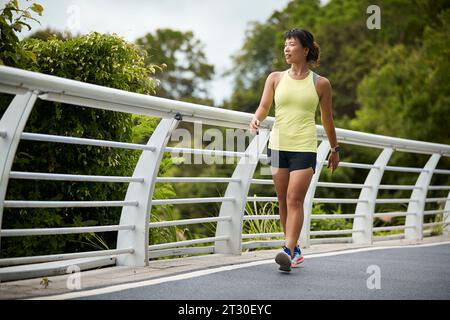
top-left (285, 167), bottom-right (314, 255)
top-left (271, 167), bottom-right (289, 235)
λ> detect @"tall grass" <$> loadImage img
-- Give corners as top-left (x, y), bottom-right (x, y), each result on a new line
top-left (243, 196), bottom-right (283, 241)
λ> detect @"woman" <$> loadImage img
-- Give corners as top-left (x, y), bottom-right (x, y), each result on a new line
top-left (249, 28), bottom-right (340, 272)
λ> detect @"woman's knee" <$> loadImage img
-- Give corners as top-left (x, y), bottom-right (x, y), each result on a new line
top-left (286, 193), bottom-right (305, 208)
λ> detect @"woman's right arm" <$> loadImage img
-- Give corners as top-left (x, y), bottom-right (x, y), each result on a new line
top-left (249, 72), bottom-right (278, 134)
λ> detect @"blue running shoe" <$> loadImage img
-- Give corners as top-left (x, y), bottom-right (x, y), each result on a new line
top-left (275, 246), bottom-right (292, 272)
top-left (291, 245), bottom-right (304, 268)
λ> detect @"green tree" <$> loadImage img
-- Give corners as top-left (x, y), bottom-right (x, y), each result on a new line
top-left (317, 0), bottom-right (449, 119)
top-left (135, 28), bottom-right (215, 105)
top-left (349, 8), bottom-right (450, 191)
top-left (224, 0), bottom-right (449, 119)
top-left (0, 0), bottom-right (43, 66)
top-left (0, 0), bottom-right (172, 257)
top-left (351, 8), bottom-right (450, 145)
top-left (27, 27), bottom-right (72, 41)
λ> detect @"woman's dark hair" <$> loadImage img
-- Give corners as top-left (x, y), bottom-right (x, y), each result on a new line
top-left (284, 28), bottom-right (320, 68)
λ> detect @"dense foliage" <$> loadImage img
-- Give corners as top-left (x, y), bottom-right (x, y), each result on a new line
top-left (0, 1), bottom-right (168, 257)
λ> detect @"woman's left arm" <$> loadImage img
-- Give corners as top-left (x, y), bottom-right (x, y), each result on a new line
top-left (318, 77), bottom-right (340, 173)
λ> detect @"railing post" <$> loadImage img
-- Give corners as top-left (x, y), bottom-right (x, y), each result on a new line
top-left (405, 153), bottom-right (441, 240)
top-left (353, 148), bottom-right (393, 245)
top-left (0, 91), bottom-right (38, 249)
top-left (300, 140), bottom-right (330, 248)
top-left (445, 189), bottom-right (450, 234)
top-left (214, 129), bottom-right (270, 255)
top-left (116, 115), bottom-right (182, 267)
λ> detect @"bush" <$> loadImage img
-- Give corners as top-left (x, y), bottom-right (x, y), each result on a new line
top-left (0, 0), bottom-right (42, 67)
top-left (310, 203), bottom-right (353, 238)
top-left (0, 29), bottom-right (167, 258)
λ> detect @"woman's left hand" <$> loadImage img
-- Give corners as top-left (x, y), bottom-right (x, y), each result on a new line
top-left (327, 151), bottom-right (340, 174)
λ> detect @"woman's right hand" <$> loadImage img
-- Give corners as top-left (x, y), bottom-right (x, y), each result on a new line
top-left (249, 117), bottom-right (261, 135)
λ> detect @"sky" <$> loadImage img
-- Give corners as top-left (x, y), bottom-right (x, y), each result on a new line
top-left (2, 0), bottom-right (329, 105)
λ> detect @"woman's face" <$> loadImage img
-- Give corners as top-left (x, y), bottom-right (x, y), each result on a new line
top-left (284, 36), bottom-right (308, 64)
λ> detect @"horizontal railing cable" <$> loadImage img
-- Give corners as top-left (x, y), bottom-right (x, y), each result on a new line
top-left (373, 225), bottom-right (414, 232)
top-left (3, 200), bottom-right (139, 208)
top-left (384, 165), bottom-right (430, 173)
top-left (375, 198), bottom-right (419, 204)
top-left (165, 147), bottom-right (248, 158)
top-left (21, 132), bottom-right (156, 151)
top-left (1, 224), bottom-right (135, 237)
top-left (433, 169), bottom-right (450, 174)
top-left (428, 185), bottom-right (450, 190)
top-left (242, 232), bottom-right (284, 239)
top-left (373, 212), bottom-right (414, 218)
top-left (151, 197), bottom-right (234, 205)
top-left (148, 235), bottom-right (230, 251)
top-left (149, 216), bottom-right (232, 228)
top-left (310, 229), bottom-right (364, 236)
top-left (423, 209), bottom-right (450, 215)
top-left (0, 248), bottom-right (134, 267)
top-left (246, 197), bottom-right (370, 204)
top-left (9, 171), bottom-right (144, 183)
top-left (423, 222), bottom-right (450, 228)
top-left (424, 197), bottom-right (450, 203)
top-left (156, 177), bottom-right (240, 183)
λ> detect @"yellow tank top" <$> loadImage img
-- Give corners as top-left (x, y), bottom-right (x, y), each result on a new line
top-left (268, 69), bottom-right (319, 152)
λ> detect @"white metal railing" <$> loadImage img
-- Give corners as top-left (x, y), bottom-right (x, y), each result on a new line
top-left (21, 132), bottom-right (157, 151)
top-left (9, 171), bottom-right (145, 183)
top-left (0, 66), bottom-right (449, 277)
top-left (0, 224), bottom-right (135, 237)
top-left (3, 200), bottom-right (139, 208)
top-left (0, 248), bottom-right (135, 267)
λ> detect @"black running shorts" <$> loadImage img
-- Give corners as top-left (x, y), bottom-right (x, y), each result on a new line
top-left (267, 148), bottom-right (317, 173)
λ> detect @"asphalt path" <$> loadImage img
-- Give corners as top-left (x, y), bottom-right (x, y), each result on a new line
top-left (64, 242), bottom-right (450, 300)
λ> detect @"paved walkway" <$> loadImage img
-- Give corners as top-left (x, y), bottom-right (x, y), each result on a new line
top-left (77, 242), bottom-right (450, 300)
top-left (1, 234), bottom-right (449, 300)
